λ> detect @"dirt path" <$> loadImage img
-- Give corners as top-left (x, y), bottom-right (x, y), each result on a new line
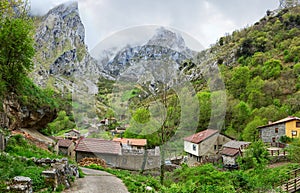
top-left (63, 167), bottom-right (129, 193)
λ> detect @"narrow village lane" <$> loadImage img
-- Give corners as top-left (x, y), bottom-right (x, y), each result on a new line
top-left (63, 167), bottom-right (129, 193)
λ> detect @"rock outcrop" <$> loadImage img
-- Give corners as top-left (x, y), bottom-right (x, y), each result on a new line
top-left (32, 2), bottom-right (111, 95)
top-left (1, 93), bottom-right (56, 131)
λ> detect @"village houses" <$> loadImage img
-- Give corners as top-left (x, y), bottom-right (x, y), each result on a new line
top-left (183, 129), bottom-right (232, 163)
top-left (258, 116), bottom-right (300, 143)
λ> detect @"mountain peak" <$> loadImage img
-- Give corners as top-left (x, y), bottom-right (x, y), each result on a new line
top-left (147, 27), bottom-right (186, 51)
top-left (47, 1), bottom-right (78, 18)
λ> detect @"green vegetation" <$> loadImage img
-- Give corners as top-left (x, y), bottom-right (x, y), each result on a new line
top-left (41, 110), bottom-right (76, 136)
top-left (5, 134), bottom-right (59, 159)
top-left (186, 6), bottom-right (300, 140)
top-left (0, 135), bottom-right (63, 192)
top-left (86, 162), bottom-right (299, 193)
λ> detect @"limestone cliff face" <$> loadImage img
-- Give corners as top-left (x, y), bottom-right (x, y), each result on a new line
top-left (32, 2), bottom-right (110, 94)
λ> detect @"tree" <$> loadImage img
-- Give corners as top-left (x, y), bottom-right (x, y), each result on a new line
top-left (237, 140), bottom-right (269, 170)
top-left (229, 66), bottom-right (250, 100)
top-left (287, 138), bottom-right (300, 162)
top-left (242, 116), bottom-right (266, 142)
top-left (0, 0), bottom-right (34, 92)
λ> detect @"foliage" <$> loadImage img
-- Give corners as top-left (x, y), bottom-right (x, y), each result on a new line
top-left (237, 140), bottom-right (269, 170)
top-left (242, 116), bottom-right (266, 142)
top-left (5, 134), bottom-right (59, 159)
top-left (0, 0), bottom-right (34, 92)
top-left (41, 111), bottom-right (76, 136)
top-left (286, 138), bottom-right (300, 162)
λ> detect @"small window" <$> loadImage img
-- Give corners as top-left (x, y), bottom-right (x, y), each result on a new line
top-left (292, 130), bottom-right (297, 137)
top-left (272, 137), bottom-right (276, 142)
top-left (192, 144), bottom-right (196, 151)
top-left (214, 145), bottom-right (217, 150)
top-left (275, 128), bottom-right (278, 133)
top-left (296, 122), bottom-right (300, 128)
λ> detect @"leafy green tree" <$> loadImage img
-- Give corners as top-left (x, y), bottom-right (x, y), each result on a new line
top-left (228, 66), bottom-right (250, 100)
top-left (0, 0), bottom-right (34, 92)
top-left (41, 111), bottom-right (76, 135)
top-left (287, 138), bottom-right (300, 162)
top-left (261, 59), bottom-right (282, 80)
top-left (237, 140), bottom-right (269, 170)
top-left (242, 116), bottom-right (266, 142)
top-left (232, 101), bottom-right (251, 135)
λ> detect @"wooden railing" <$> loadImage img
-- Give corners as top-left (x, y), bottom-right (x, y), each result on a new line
top-left (280, 168), bottom-right (300, 192)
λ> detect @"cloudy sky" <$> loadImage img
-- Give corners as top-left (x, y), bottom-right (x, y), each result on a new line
top-left (30, 0), bottom-right (279, 51)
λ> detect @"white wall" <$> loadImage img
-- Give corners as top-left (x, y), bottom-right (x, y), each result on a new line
top-left (184, 141), bottom-right (199, 156)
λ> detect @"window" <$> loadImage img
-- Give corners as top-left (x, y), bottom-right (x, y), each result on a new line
top-left (192, 144), bottom-right (196, 151)
top-left (296, 122), bottom-right (300, 128)
top-left (292, 130), bottom-right (297, 137)
top-left (214, 145), bottom-right (217, 150)
top-left (275, 128), bottom-right (278, 133)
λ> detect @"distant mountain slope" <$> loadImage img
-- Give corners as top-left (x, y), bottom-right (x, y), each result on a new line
top-left (32, 2), bottom-right (110, 94)
top-left (187, 6), bottom-right (300, 138)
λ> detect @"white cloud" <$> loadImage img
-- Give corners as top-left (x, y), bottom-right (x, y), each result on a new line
top-left (30, 0), bottom-right (279, 50)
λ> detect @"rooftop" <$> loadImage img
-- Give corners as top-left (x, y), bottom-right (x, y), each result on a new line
top-left (183, 129), bottom-right (218, 144)
top-left (112, 138), bottom-right (147, 146)
top-left (258, 116), bottom-right (300, 129)
top-left (221, 147), bottom-right (240, 156)
top-left (75, 138), bottom-right (121, 155)
top-left (58, 139), bottom-right (73, 148)
top-left (223, 140), bottom-right (251, 149)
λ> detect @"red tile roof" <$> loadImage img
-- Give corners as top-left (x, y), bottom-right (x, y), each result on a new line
top-left (221, 147), bottom-right (240, 156)
top-left (112, 138), bottom-right (147, 146)
top-left (58, 139), bottom-right (73, 148)
top-left (258, 116), bottom-right (300, 129)
top-left (183, 129), bottom-right (218, 144)
top-left (75, 138), bottom-right (121, 155)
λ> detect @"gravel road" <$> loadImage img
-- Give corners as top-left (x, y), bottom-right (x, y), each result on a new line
top-left (63, 167), bottom-right (129, 193)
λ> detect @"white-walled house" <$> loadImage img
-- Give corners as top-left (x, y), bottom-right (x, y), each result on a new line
top-left (184, 129), bottom-right (232, 163)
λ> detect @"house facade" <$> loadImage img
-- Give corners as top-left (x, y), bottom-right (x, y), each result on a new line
top-left (112, 138), bottom-right (147, 150)
top-left (57, 139), bottom-right (75, 158)
top-left (184, 129), bottom-right (232, 163)
top-left (258, 116), bottom-right (300, 143)
top-left (221, 141), bottom-right (250, 167)
top-left (75, 138), bottom-right (160, 170)
top-left (65, 129), bottom-right (80, 140)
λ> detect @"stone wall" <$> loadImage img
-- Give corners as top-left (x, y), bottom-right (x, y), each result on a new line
top-left (37, 158), bottom-right (78, 191)
top-left (76, 147), bottom-right (161, 171)
top-left (260, 123), bottom-right (285, 142)
top-left (7, 176), bottom-right (32, 193)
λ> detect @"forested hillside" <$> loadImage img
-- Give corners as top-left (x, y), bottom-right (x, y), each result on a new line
top-left (186, 6), bottom-right (300, 141)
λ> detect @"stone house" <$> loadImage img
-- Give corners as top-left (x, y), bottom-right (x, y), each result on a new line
top-left (75, 138), bottom-right (122, 166)
top-left (75, 138), bottom-right (160, 170)
top-left (65, 129), bottom-right (80, 140)
top-left (184, 129), bottom-right (232, 163)
top-left (112, 138), bottom-right (147, 150)
top-left (221, 140), bottom-right (250, 168)
top-left (57, 139), bottom-right (76, 158)
top-left (258, 116), bottom-right (300, 143)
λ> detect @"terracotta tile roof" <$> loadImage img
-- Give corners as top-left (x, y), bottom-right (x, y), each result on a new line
top-left (58, 139), bottom-right (73, 148)
top-left (183, 129), bottom-right (218, 144)
top-left (112, 138), bottom-right (147, 146)
top-left (223, 141), bottom-right (250, 149)
top-left (221, 147), bottom-right (240, 156)
top-left (75, 138), bottom-right (121, 155)
top-left (258, 116), bottom-right (300, 129)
